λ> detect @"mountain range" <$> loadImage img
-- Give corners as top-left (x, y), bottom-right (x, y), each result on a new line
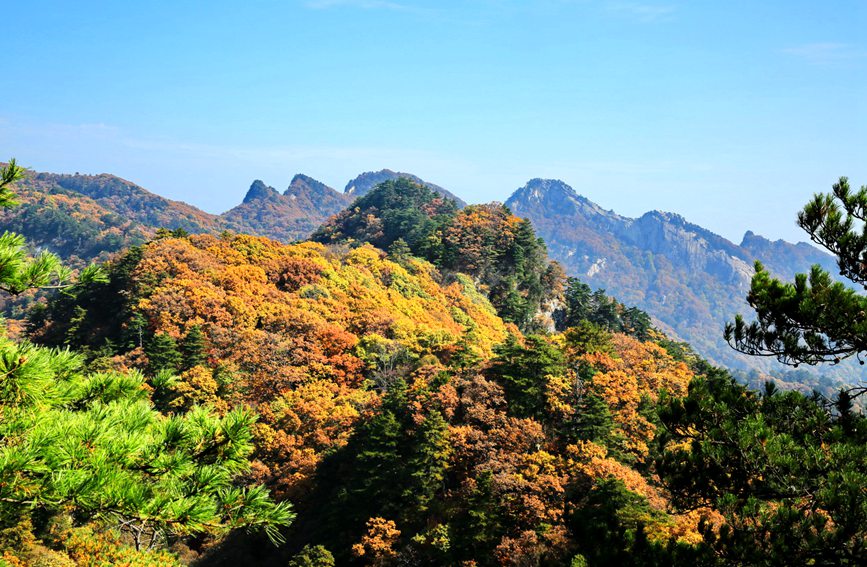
top-left (504, 178), bottom-right (843, 377)
top-left (3, 165), bottom-right (846, 381)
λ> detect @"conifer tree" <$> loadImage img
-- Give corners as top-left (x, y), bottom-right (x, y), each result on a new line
top-left (180, 325), bottom-right (208, 369)
top-left (146, 332), bottom-right (182, 374)
top-left (727, 177), bottom-right (867, 370)
top-left (0, 161), bottom-right (104, 294)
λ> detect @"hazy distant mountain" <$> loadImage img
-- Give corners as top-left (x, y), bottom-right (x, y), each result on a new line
top-left (222, 174), bottom-right (352, 242)
top-left (505, 178), bottom-right (843, 376)
top-left (344, 169), bottom-right (466, 207)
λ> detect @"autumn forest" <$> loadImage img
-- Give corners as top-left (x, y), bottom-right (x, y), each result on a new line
top-left (1, 159), bottom-right (867, 567)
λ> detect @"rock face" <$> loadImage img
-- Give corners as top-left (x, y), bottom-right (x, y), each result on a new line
top-left (344, 169), bottom-right (466, 207)
top-left (506, 178), bottom-right (840, 374)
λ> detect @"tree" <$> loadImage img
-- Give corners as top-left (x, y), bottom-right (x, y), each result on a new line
top-left (656, 369), bottom-right (867, 565)
top-left (488, 334), bottom-right (566, 420)
top-left (288, 544), bottom-right (335, 566)
top-left (658, 178), bottom-right (867, 564)
top-left (146, 332), bottom-right (182, 374)
top-left (180, 325), bottom-right (208, 369)
top-left (0, 339), bottom-right (294, 549)
top-left (726, 177), bottom-right (867, 369)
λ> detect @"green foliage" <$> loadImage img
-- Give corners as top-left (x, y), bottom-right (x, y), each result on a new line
top-left (573, 392), bottom-right (615, 444)
top-left (0, 334), bottom-right (294, 547)
top-left (0, 160), bottom-right (108, 297)
top-left (0, 160), bottom-right (23, 208)
top-left (488, 334), bottom-right (566, 420)
top-left (657, 369), bottom-right (867, 565)
top-left (564, 320), bottom-right (615, 355)
top-left (27, 245), bottom-right (144, 353)
top-left (0, 161), bottom-right (291, 560)
top-left (727, 177), bottom-right (867, 367)
top-left (290, 378), bottom-right (451, 563)
top-left (288, 544), bottom-right (335, 566)
top-left (314, 180), bottom-right (562, 330)
top-left (312, 178), bottom-right (457, 254)
top-left (556, 277), bottom-right (652, 340)
top-left (146, 332), bottom-right (182, 375)
top-left (180, 325), bottom-right (208, 369)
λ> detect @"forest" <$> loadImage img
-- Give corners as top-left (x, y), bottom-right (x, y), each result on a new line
top-left (1, 160), bottom-right (867, 566)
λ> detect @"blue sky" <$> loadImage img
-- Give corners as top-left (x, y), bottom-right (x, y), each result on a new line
top-left (2, 0), bottom-right (865, 244)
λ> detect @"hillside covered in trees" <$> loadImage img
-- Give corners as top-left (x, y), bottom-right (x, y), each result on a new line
top-left (3, 160), bottom-right (867, 566)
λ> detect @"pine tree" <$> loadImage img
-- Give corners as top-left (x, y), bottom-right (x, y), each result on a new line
top-left (488, 334), bottom-right (566, 420)
top-left (726, 177), bottom-right (867, 370)
top-left (146, 332), bottom-right (182, 374)
top-left (180, 325), bottom-right (208, 369)
top-left (0, 161), bottom-right (104, 295)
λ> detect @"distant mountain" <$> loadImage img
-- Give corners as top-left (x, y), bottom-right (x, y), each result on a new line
top-left (24, 171), bottom-right (229, 234)
top-left (222, 174), bottom-right (352, 242)
top-left (505, 178), bottom-right (844, 376)
top-left (344, 169), bottom-right (466, 207)
top-left (0, 173), bottom-right (153, 267)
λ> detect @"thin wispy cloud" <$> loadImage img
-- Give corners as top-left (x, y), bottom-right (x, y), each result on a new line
top-left (604, 2), bottom-right (676, 22)
top-left (782, 42), bottom-right (867, 65)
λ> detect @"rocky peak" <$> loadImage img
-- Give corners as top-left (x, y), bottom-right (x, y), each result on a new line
top-left (286, 174), bottom-right (338, 198)
top-left (505, 179), bottom-right (622, 224)
top-left (242, 180), bottom-right (280, 204)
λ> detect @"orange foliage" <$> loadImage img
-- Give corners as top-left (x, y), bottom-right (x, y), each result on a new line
top-left (254, 380), bottom-right (376, 498)
top-left (576, 333), bottom-right (694, 458)
top-left (352, 517), bottom-right (401, 565)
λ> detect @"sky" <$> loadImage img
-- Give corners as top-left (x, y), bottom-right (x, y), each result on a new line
top-left (2, 0), bottom-right (866, 244)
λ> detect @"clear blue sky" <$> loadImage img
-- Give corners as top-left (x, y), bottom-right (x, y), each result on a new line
top-left (2, 1), bottom-right (865, 244)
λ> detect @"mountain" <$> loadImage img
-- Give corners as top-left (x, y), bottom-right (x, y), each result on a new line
top-left (0, 171), bottom-right (157, 265)
top-left (8, 167), bottom-right (468, 256)
top-left (221, 175), bottom-right (352, 242)
top-left (313, 177), bottom-right (561, 330)
top-left (505, 178), bottom-right (844, 376)
top-left (344, 169), bottom-right (467, 206)
top-left (23, 171), bottom-right (230, 234)
top-left (27, 230), bottom-right (703, 565)
top-left (11, 166), bottom-right (846, 379)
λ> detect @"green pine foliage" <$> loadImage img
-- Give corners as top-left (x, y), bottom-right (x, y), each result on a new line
top-left (556, 277), bottom-right (653, 340)
top-left (146, 332), bottom-right (182, 375)
top-left (0, 335), bottom-right (293, 545)
top-left (726, 177), bottom-right (867, 367)
top-left (180, 325), bottom-right (208, 369)
top-left (487, 334), bottom-right (566, 421)
top-left (657, 369), bottom-right (867, 565)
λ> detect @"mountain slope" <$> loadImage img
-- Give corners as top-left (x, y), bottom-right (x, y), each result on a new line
top-left (505, 178), bottom-right (842, 376)
top-left (23, 171), bottom-right (230, 234)
top-left (221, 175), bottom-right (352, 242)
